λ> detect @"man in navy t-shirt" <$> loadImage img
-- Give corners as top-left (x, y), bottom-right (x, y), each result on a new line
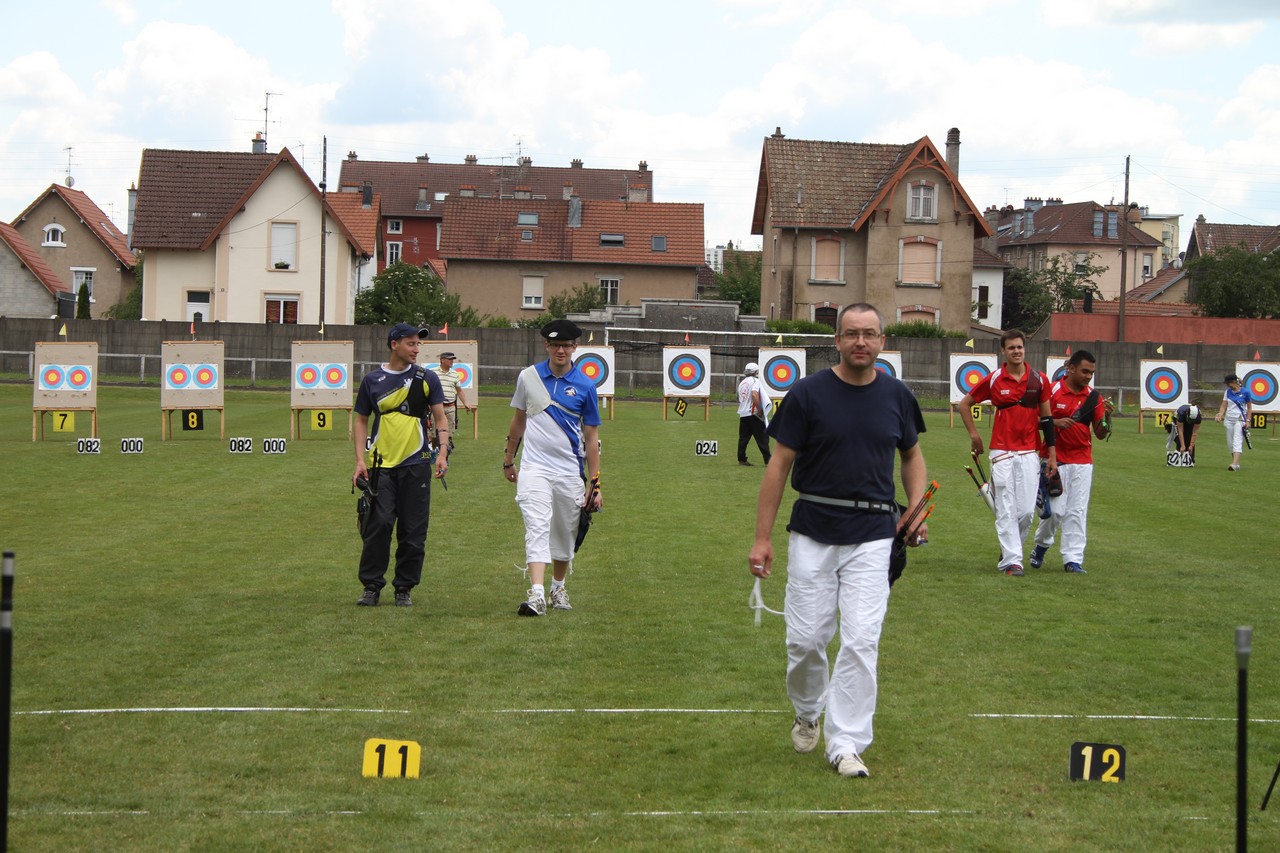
top-left (749, 303), bottom-right (928, 779)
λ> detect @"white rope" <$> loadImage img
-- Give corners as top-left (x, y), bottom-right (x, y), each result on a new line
top-left (749, 578), bottom-right (785, 627)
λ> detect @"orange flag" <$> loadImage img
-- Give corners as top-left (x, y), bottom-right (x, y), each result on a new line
top-left (683, 332), bottom-right (690, 344)
top-left (1256, 350), bottom-right (1262, 360)
top-left (441, 322), bottom-right (449, 336)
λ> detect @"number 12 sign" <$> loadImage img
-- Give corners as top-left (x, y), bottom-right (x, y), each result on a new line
top-left (1069, 741), bottom-right (1126, 782)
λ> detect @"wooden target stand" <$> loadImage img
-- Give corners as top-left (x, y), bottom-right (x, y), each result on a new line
top-left (663, 397), bottom-right (710, 420)
top-left (290, 406), bottom-right (353, 440)
top-left (162, 406), bottom-right (225, 440)
top-left (33, 407), bottom-right (98, 441)
top-left (948, 403), bottom-right (986, 428)
top-left (600, 396), bottom-right (615, 421)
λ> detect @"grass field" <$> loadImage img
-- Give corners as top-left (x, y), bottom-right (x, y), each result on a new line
top-left (2, 381), bottom-right (1279, 851)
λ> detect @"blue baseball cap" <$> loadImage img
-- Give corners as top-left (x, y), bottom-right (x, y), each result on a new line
top-left (387, 322), bottom-right (429, 344)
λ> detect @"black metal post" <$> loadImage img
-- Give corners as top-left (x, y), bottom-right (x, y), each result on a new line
top-left (1, 550), bottom-right (14, 853)
top-left (1238, 626), bottom-right (1252, 853)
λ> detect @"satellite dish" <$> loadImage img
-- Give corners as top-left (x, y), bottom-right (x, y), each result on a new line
top-left (65, 176), bottom-right (75, 187)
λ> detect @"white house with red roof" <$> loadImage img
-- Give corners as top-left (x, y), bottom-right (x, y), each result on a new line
top-left (130, 141), bottom-right (375, 324)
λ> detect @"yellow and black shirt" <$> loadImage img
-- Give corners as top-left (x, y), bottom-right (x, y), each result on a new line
top-left (354, 364), bottom-right (444, 468)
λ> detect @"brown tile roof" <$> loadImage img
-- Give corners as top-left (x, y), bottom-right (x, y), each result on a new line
top-left (995, 200), bottom-right (1161, 250)
top-left (325, 191), bottom-right (380, 257)
top-left (1186, 219), bottom-right (1280, 258)
top-left (132, 147), bottom-right (366, 256)
top-left (1125, 265), bottom-right (1185, 302)
top-left (751, 134), bottom-right (992, 237)
top-left (11, 185), bottom-right (136, 268)
top-left (1068, 298), bottom-right (1196, 316)
top-left (132, 148), bottom-right (278, 249)
top-left (973, 244), bottom-right (1008, 268)
top-left (338, 157), bottom-right (652, 219)
top-left (440, 197), bottom-right (703, 267)
top-left (0, 222), bottom-right (68, 295)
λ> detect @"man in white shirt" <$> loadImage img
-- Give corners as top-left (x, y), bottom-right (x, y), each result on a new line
top-left (736, 362), bottom-right (771, 467)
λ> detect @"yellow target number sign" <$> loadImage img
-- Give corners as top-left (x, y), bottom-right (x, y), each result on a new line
top-left (53, 411), bottom-right (76, 432)
top-left (312, 410), bottom-right (333, 431)
top-left (362, 738), bottom-right (421, 778)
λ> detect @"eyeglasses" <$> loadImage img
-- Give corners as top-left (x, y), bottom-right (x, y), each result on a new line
top-left (837, 330), bottom-right (883, 342)
top-left (547, 342), bottom-right (576, 350)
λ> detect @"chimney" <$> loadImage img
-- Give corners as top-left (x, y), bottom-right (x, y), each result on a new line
top-left (1025, 208), bottom-right (1035, 234)
top-left (568, 195), bottom-right (582, 228)
top-left (514, 185), bottom-right (532, 200)
top-left (1024, 197), bottom-right (1043, 211)
top-left (638, 160), bottom-right (649, 172)
top-left (984, 205), bottom-right (1000, 232)
top-left (1046, 197), bottom-right (1063, 205)
top-left (570, 158), bottom-right (584, 169)
top-left (563, 181), bottom-right (574, 200)
top-left (459, 184), bottom-right (476, 198)
top-left (416, 153), bottom-right (429, 163)
top-left (464, 154), bottom-right (478, 165)
top-left (361, 181), bottom-right (372, 209)
top-left (945, 127), bottom-right (960, 175)
top-left (772, 127), bottom-right (785, 138)
top-left (347, 150), bottom-right (358, 161)
top-left (126, 183), bottom-right (137, 250)
top-left (252, 132), bottom-right (267, 154)
top-left (628, 184), bottom-right (648, 203)
top-left (518, 156), bottom-right (532, 167)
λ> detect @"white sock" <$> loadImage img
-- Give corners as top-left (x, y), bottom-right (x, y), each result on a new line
top-left (550, 579), bottom-right (565, 592)
top-left (531, 583), bottom-right (545, 598)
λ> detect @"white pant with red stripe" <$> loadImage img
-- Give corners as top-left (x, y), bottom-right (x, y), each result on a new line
top-left (991, 450), bottom-right (1041, 570)
top-left (784, 532), bottom-right (891, 761)
top-left (1032, 462), bottom-right (1094, 566)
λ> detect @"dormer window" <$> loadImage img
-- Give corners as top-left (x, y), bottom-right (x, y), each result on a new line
top-left (600, 233), bottom-right (625, 248)
top-left (42, 224), bottom-right (66, 247)
top-left (907, 182), bottom-right (936, 221)
top-left (651, 235), bottom-right (667, 252)
top-left (517, 212), bottom-right (539, 226)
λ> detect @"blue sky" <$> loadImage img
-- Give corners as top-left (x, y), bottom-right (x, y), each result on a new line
top-left (2, 0), bottom-right (1278, 251)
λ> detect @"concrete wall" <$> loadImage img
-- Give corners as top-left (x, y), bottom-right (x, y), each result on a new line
top-left (0, 246), bottom-right (58, 318)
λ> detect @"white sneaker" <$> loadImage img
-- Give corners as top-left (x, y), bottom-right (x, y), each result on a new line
top-left (517, 589), bottom-right (546, 617)
top-left (831, 753), bottom-right (869, 778)
top-left (549, 586), bottom-right (573, 611)
top-left (791, 716), bottom-right (819, 753)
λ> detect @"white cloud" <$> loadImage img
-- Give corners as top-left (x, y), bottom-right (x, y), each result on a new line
top-left (100, 0), bottom-right (138, 27)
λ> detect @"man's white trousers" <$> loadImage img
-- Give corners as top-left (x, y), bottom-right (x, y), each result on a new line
top-left (1032, 462), bottom-right (1094, 566)
top-left (784, 532), bottom-right (891, 761)
top-left (992, 450), bottom-right (1040, 569)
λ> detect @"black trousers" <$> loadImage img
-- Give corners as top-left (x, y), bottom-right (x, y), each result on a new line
top-left (738, 415), bottom-right (771, 463)
top-left (358, 462), bottom-right (432, 591)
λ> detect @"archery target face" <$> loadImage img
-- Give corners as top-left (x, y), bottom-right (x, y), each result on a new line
top-left (65, 365), bottom-right (92, 390)
top-left (949, 353), bottom-right (998, 404)
top-left (574, 347), bottom-right (615, 396)
top-left (1139, 360), bottom-right (1188, 409)
top-left (296, 364), bottom-right (322, 388)
top-left (1237, 362), bottom-right (1280, 412)
top-left (757, 349), bottom-right (805, 396)
top-left (663, 347), bottom-right (711, 397)
top-left (165, 364), bottom-right (192, 389)
top-left (323, 364), bottom-right (349, 389)
top-left (39, 365), bottom-right (66, 390)
top-left (875, 351), bottom-right (903, 380)
top-left (453, 363), bottom-right (474, 389)
top-left (193, 364), bottom-right (219, 389)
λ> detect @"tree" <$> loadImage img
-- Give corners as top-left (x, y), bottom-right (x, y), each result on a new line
top-left (76, 283), bottom-right (91, 319)
top-left (1001, 253), bottom-right (1107, 332)
top-left (713, 251), bottom-right (762, 314)
top-left (354, 261), bottom-right (483, 326)
top-left (1186, 244), bottom-right (1280, 318)
top-left (546, 282), bottom-right (605, 318)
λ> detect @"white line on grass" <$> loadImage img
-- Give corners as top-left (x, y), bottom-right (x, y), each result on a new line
top-left (17, 706), bottom-right (411, 716)
top-left (971, 713), bottom-right (1280, 723)
top-left (493, 708), bottom-right (788, 714)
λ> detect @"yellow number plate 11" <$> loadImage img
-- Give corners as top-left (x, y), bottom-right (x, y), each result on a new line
top-left (362, 738), bottom-right (421, 778)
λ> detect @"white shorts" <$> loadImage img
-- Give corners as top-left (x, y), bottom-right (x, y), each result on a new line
top-left (515, 463), bottom-right (585, 565)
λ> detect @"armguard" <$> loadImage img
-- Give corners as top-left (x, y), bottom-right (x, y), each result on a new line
top-left (1040, 415), bottom-right (1056, 447)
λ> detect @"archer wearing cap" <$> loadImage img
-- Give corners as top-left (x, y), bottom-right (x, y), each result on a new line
top-left (1215, 373), bottom-right (1252, 471)
top-left (502, 316), bottom-right (601, 617)
top-left (430, 350), bottom-right (472, 452)
top-left (350, 322), bottom-right (449, 608)
top-left (736, 362), bottom-right (771, 466)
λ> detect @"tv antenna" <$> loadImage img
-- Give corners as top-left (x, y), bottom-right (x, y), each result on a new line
top-left (63, 146), bottom-right (75, 187)
top-left (263, 91), bottom-right (282, 145)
